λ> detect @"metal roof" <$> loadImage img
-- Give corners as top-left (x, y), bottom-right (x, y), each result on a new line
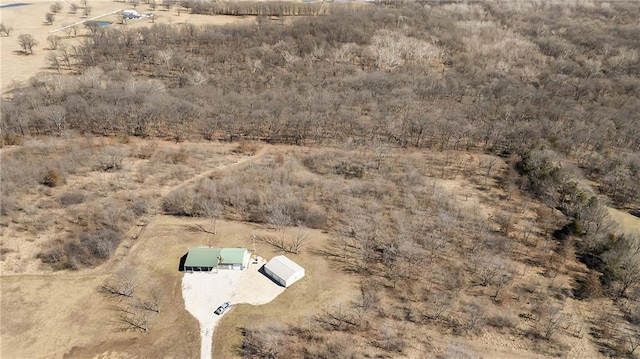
top-left (184, 247), bottom-right (221, 268)
top-left (219, 248), bottom-right (247, 265)
top-left (264, 255), bottom-right (305, 281)
top-left (184, 247), bottom-right (248, 268)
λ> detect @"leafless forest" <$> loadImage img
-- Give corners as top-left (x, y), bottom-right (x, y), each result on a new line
top-left (1, 0), bottom-right (639, 357)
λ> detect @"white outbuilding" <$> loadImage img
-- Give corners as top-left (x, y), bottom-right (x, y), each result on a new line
top-left (263, 255), bottom-right (305, 287)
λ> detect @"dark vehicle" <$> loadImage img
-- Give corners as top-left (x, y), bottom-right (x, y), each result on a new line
top-left (214, 301), bottom-right (231, 315)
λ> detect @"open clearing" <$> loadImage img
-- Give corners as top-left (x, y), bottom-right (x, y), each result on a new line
top-left (1, 213), bottom-right (358, 358)
top-left (608, 207), bottom-right (640, 236)
top-left (0, 0), bottom-right (253, 92)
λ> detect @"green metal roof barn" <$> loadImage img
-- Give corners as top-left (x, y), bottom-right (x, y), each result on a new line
top-left (183, 247), bottom-right (250, 271)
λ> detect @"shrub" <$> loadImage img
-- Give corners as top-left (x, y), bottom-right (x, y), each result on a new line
top-left (0, 247), bottom-right (14, 260)
top-left (1, 133), bottom-right (23, 147)
top-left (166, 148), bottom-right (189, 164)
top-left (59, 192), bottom-right (85, 205)
top-left (130, 198), bottom-right (149, 216)
top-left (334, 161), bottom-right (365, 179)
top-left (0, 194), bottom-right (17, 215)
top-left (80, 229), bottom-right (121, 260)
top-left (232, 140), bottom-right (261, 155)
top-left (487, 313), bottom-right (516, 330)
top-left (135, 142), bottom-right (157, 159)
top-left (41, 168), bottom-right (62, 187)
top-left (37, 243), bottom-right (75, 270)
top-left (574, 270), bottom-right (603, 300)
top-left (38, 230), bottom-right (122, 269)
top-left (96, 156), bottom-right (123, 171)
top-left (162, 189), bottom-right (196, 216)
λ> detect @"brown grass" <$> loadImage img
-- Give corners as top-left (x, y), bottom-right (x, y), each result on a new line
top-left (0, 1), bottom-right (254, 93)
top-left (0, 139), bottom-right (626, 359)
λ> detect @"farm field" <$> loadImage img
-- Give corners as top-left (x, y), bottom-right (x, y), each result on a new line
top-left (0, 0), bottom-right (252, 91)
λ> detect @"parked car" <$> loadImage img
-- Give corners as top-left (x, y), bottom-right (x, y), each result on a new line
top-left (214, 301), bottom-right (231, 315)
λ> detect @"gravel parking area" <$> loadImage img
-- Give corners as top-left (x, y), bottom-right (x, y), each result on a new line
top-left (182, 256), bottom-right (284, 359)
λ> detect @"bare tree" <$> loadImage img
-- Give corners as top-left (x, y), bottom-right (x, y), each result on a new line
top-left (464, 302), bottom-right (486, 334)
top-left (579, 197), bottom-right (615, 244)
top-left (603, 234), bottom-right (640, 298)
top-left (535, 303), bottom-right (565, 340)
top-left (114, 298), bottom-right (149, 332)
top-left (243, 323), bottom-right (285, 358)
top-left (267, 206), bottom-right (292, 249)
top-left (202, 200), bottom-right (223, 235)
top-left (62, 25), bottom-right (74, 38)
top-left (471, 256), bottom-right (503, 287)
top-left (100, 269), bottom-right (162, 332)
top-left (17, 34), bottom-right (38, 54)
top-left (46, 12), bottom-right (56, 25)
top-left (136, 286), bottom-right (162, 313)
top-left (82, 0), bottom-right (92, 17)
top-left (290, 227), bottom-right (311, 254)
top-left (100, 269), bottom-right (137, 299)
top-left (58, 45), bottom-right (72, 68)
top-left (50, 2), bottom-right (63, 13)
top-left (0, 23), bottom-right (13, 36)
top-left (492, 270), bottom-right (513, 299)
top-left (46, 52), bottom-right (61, 73)
top-left (424, 290), bottom-right (452, 321)
top-left (356, 282), bottom-right (378, 327)
top-left (621, 328), bottom-right (640, 357)
top-left (47, 35), bottom-right (60, 50)
top-left (70, 3), bottom-right (79, 14)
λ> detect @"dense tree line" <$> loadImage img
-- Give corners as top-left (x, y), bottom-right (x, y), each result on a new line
top-left (187, 0), bottom-right (326, 16)
top-left (3, 2), bottom-right (638, 211)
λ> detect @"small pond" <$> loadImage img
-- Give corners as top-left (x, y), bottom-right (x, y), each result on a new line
top-left (0, 3), bottom-right (32, 9)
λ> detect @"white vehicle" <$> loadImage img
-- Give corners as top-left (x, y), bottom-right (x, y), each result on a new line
top-left (122, 10), bottom-right (141, 19)
top-left (214, 301), bottom-right (231, 315)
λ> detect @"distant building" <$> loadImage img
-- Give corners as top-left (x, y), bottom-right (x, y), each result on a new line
top-left (122, 9), bottom-right (141, 19)
top-left (183, 247), bottom-right (250, 272)
top-left (264, 255), bottom-right (305, 287)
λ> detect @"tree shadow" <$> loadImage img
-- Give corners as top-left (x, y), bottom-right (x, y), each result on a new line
top-left (184, 224), bottom-right (215, 234)
top-left (308, 243), bottom-right (363, 275)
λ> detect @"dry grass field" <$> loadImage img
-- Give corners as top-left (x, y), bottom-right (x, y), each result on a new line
top-left (1, 213), bottom-right (360, 359)
top-left (0, 139), bottom-right (621, 358)
top-left (0, 139), bottom-right (362, 358)
top-left (0, 0), bottom-right (253, 92)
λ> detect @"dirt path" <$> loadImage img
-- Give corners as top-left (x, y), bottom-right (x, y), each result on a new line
top-left (1, 143), bottom-right (268, 279)
top-left (110, 145), bottom-right (270, 268)
top-left (161, 145), bottom-right (269, 197)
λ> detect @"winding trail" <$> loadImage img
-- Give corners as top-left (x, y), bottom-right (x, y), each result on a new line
top-left (161, 145), bottom-right (269, 197)
top-left (1, 144), bottom-right (270, 279)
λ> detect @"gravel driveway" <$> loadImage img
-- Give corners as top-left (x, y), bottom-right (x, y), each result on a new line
top-left (182, 257), bottom-right (285, 359)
